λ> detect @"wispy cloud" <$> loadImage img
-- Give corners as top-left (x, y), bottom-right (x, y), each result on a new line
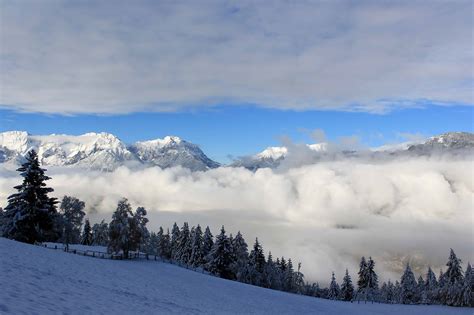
top-left (0, 1), bottom-right (472, 114)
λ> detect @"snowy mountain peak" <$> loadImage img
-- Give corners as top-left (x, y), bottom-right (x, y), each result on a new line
top-left (256, 146), bottom-right (288, 160)
top-left (0, 131), bottom-right (219, 171)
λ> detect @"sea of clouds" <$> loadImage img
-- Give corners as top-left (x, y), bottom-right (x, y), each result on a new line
top-left (1, 151), bottom-right (472, 284)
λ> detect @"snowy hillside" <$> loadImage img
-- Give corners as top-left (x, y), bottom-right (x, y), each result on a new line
top-left (0, 238), bottom-right (469, 315)
top-left (0, 131), bottom-right (219, 171)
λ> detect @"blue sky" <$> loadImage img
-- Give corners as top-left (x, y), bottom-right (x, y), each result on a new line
top-left (1, 105), bottom-right (472, 163)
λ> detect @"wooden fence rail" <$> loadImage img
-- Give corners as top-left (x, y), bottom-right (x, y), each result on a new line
top-left (38, 243), bottom-right (210, 275)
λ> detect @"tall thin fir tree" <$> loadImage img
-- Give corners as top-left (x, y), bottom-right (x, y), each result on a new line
top-left (442, 249), bottom-right (464, 306)
top-left (231, 231), bottom-right (249, 283)
top-left (328, 272), bottom-right (340, 300)
top-left (206, 226), bottom-right (233, 279)
top-left (81, 218), bottom-right (92, 245)
top-left (170, 222), bottom-right (181, 261)
top-left (400, 263), bottom-right (418, 304)
top-left (340, 269), bottom-right (355, 302)
top-left (189, 224), bottom-right (204, 267)
top-left (176, 222), bottom-right (191, 265)
top-left (462, 263), bottom-right (473, 307)
top-left (202, 226), bottom-right (214, 265)
top-left (2, 150), bottom-right (59, 243)
top-left (423, 266), bottom-right (438, 304)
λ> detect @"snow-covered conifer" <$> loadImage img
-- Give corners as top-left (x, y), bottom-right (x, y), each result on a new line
top-left (206, 226), bottom-right (233, 279)
top-left (108, 198), bottom-right (133, 258)
top-left (91, 220), bottom-right (109, 246)
top-left (189, 224), bottom-right (205, 267)
top-left (340, 269), bottom-right (354, 301)
top-left (81, 219), bottom-right (92, 245)
top-left (2, 150), bottom-right (59, 243)
top-left (328, 272), bottom-right (340, 300)
top-left (400, 263), bottom-right (417, 304)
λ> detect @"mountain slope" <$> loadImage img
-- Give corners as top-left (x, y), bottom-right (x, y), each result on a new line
top-left (0, 238), bottom-right (468, 315)
top-left (0, 131), bottom-right (219, 171)
top-left (129, 136), bottom-right (220, 171)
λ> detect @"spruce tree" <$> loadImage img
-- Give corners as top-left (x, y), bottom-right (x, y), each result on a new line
top-left (202, 226), bottom-right (214, 264)
top-left (328, 272), bottom-right (340, 300)
top-left (176, 222), bottom-right (191, 265)
top-left (2, 150), bottom-right (59, 243)
top-left (206, 226), bottom-right (233, 279)
top-left (400, 263), bottom-right (417, 304)
top-left (340, 269), bottom-right (354, 301)
top-left (442, 249), bottom-right (464, 306)
top-left (189, 224), bottom-right (205, 267)
top-left (130, 206), bottom-right (148, 252)
top-left (462, 263), bottom-right (473, 307)
top-left (170, 222), bottom-right (180, 261)
top-left (231, 231), bottom-right (249, 282)
top-left (423, 267), bottom-right (438, 304)
top-left (81, 218), bottom-right (92, 245)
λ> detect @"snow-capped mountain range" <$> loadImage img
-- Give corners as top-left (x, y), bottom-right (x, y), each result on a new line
top-left (0, 131), bottom-right (219, 171)
top-left (0, 131), bottom-right (472, 171)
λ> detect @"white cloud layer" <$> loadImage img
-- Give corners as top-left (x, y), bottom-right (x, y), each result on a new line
top-left (0, 155), bottom-right (472, 283)
top-left (0, 1), bottom-right (472, 114)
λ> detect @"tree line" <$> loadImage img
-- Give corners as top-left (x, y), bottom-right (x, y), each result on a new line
top-left (0, 150), bottom-right (472, 307)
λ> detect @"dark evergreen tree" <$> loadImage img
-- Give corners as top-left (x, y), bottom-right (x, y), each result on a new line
top-left (231, 231), bottom-right (249, 282)
top-left (340, 269), bottom-right (354, 301)
top-left (442, 249), bottom-right (464, 306)
top-left (157, 227), bottom-right (171, 259)
top-left (202, 226), bottom-right (214, 260)
top-left (189, 224), bottom-right (205, 267)
top-left (328, 272), bottom-right (340, 300)
top-left (2, 150), bottom-right (59, 243)
top-left (170, 222), bottom-right (180, 260)
top-left (416, 275), bottom-right (424, 304)
top-left (423, 267), bottom-right (438, 304)
top-left (462, 263), bottom-right (473, 307)
top-left (400, 263), bottom-right (417, 304)
top-left (176, 222), bottom-right (191, 265)
top-left (206, 226), bottom-right (233, 279)
top-left (81, 218), bottom-right (92, 245)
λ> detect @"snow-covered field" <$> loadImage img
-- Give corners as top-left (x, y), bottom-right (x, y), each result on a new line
top-left (0, 238), bottom-right (470, 315)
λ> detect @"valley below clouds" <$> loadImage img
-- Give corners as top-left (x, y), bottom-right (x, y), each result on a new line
top-left (0, 154), bottom-right (472, 284)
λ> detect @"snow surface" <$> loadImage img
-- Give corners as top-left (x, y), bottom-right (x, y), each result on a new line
top-left (0, 238), bottom-right (470, 315)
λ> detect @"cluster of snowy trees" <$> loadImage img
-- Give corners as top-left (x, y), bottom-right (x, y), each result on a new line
top-left (311, 253), bottom-right (473, 307)
top-left (144, 223), bottom-right (305, 295)
top-left (1, 150), bottom-right (472, 308)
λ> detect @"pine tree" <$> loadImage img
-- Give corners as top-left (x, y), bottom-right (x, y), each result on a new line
top-left (202, 226), bottom-right (214, 260)
top-left (462, 263), bottom-right (473, 307)
top-left (231, 231), bottom-right (249, 282)
top-left (189, 224), bottom-right (205, 267)
top-left (108, 198), bottom-right (134, 258)
top-left (416, 275), bottom-right (424, 304)
top-left (340, 269), bottom-right (354, 301)
top-left (423, 267), bottom-right (438, 304)
top-left (2, 150), bottom-right (59, 243)
top-left (176, 222), bottom-right (191, 265)
top-left (158, 227), bottom-right (171, 259)
top-left (442, 249), bottom-right (464, 306)
top-left (328, 272), bottom-right (340, 300)
top-left (170, 222), bottom-right (180, 261)
top-left (206, 226), bottom-right (233, 279)
top-left (400, 263), bottom-right (417, 304)
top-left (248, 238), bottom-right (266, 286)
top-left (81, 218), bottom-right (92, 245)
